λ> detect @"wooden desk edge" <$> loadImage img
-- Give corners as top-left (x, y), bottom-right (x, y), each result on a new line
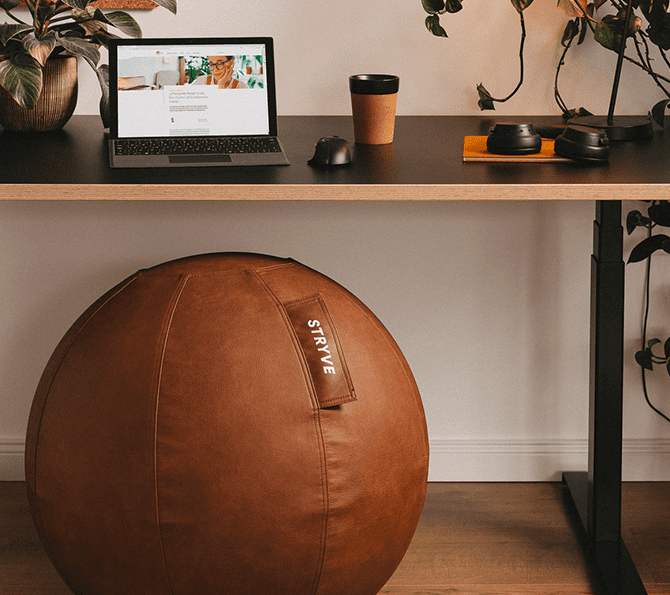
top-left (0, 183), bottom-right (666, 201)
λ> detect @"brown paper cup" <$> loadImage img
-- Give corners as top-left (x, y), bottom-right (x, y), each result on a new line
top-left (349, 75), bottom-right (399, 145)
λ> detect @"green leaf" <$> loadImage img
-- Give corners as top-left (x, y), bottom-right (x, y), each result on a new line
top-left (69, 6), bottom-right (108, 36)
top-left (477, 83), bottom-right (495, 110)
top-left (651, 99), bottom-right (669, 128)
top-left (425, 14), bottom-right (447, 37)
top-left (636, 0), bottom-right (669, 21)
top-left (561, 19), bottom-right (580, 47)
top-left (578, 14), bottom-right (589, 43)
top-left (22, 31), bottom-right (57, 67)
top-left (635, 348), bottom-right (654, 370)
top-left (36, 2), bottom-right (58, 24)
top-left (96, 63), bottom-right (110, 128)
top-left (151, 0), bottom-right (177, 14)
top-left (594, 12), bottom-right (642, 52)
top-left (625, 10), bottom-right (643, 35)
top-left (511, 0), bottom-right (533, 12)
top-left (444, 0), bottom-right (463, 13)
top-left (0, 51), bottom-right (42, 109)
top-left (56, 33), bottom-right (100, 68)
top-left (626, 210), bottom-right (651, 234)
top-left (90, 31), bottom-right (122, 49)
top-left (648, 201), bottom-right (670, 227)
top-left (422, 0), bottom-right (445, 14)
top-left (594, 16), bottom-right (621, 51)
top-left (0, 0), bottom-right (21, 10)
top-left (101, 10), bottom-right (142, 38)
top-left (628, 233), bottom-right (670, 263)
top-left (0, 24), bottom-right (33, 46)
top-left (647, 12), bottom-right (670, 50)
top-left (664, 337), bottom-right (670, 359)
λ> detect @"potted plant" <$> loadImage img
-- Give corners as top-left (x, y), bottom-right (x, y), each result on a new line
top-left (0, 0), bottom-right (176, 131)
top-left (422, 0), bottom-right (670, 123)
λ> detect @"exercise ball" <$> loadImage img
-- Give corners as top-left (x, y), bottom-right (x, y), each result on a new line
top-left (25, 252), bottom-right (429, 595)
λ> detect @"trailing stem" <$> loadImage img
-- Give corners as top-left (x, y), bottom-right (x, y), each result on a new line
top-left (639, 227), bottom-right (670, 424)
top-left (500, 10), bottom-right (526, 101)
top-left (554, 24), bottom-right (575, 115)
top-left (477, 11), bottom-right (526, 109)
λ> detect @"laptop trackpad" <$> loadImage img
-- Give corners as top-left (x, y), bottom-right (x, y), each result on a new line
top-left (169, 154), bottom-right (232, 164)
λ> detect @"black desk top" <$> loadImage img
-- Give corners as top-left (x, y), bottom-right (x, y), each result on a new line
top-left (1, 115), bottom-right (669, 198)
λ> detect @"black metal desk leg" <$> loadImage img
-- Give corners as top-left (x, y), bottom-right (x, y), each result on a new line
top-left (589, 199), bottom-right (625, 542)
top-left (563, 200), bottom-right (646, 595)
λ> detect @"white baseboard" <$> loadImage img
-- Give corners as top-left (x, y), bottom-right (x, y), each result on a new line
top-left (427, 438), bottom-right (670, 481)
top-left (2, 437), bottom-right (669, 482)
top-left (0, 438), bottom-right (26, 481)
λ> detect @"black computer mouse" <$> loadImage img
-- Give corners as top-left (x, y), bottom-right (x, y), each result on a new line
top-left (308, 136), bottom-right (353, 166)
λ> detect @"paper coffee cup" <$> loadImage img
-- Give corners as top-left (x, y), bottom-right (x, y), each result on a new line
top-left (349, 74), bottom-right (399, 145)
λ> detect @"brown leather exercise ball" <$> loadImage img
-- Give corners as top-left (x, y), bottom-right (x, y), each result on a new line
top-left (25, 252), bottom-right (429, 595)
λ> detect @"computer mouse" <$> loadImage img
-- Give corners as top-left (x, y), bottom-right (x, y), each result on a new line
top-left (308, 136), bottom-right (353, 166)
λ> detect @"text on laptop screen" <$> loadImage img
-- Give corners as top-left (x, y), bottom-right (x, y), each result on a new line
top-left (116, 43), bottom-right (270, 138)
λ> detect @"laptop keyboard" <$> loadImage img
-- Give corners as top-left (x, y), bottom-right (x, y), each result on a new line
top-left (113, 136), bottom-right (282, 156)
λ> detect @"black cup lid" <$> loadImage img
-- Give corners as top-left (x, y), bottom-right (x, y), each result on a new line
top-left (349, 74), bottom-right (399, 95)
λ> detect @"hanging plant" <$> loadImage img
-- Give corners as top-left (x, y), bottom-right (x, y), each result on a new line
top-left (626, 201), bottom-right (670, 425)
top-left (423, 0), bottom-right (534, 109)
top-left (422, 0), bottom-right (670, 121)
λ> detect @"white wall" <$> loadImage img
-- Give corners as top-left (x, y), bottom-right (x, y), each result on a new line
top-left (1, 0), bottom-right (669, 481)
top-left (69, 0), bottom-right (670, 117)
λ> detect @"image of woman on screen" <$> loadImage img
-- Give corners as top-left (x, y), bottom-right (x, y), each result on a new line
top-left (190, 56), bottom-right (249, 89)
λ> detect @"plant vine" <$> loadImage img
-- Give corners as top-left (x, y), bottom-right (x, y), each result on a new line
top-left (422, 0), bottom-right (670, 123)
top-left (627, 201), bottom-right (670, 425)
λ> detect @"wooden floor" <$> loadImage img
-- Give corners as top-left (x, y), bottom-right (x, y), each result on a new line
top-left (1, 481), bottom-right (668, 595)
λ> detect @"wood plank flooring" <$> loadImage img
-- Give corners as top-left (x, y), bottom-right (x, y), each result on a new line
top-left (1, 481), bottom-right (668, 595)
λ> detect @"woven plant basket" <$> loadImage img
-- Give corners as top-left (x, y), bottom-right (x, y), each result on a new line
top-left (0, 56), bottom-right (78, 132)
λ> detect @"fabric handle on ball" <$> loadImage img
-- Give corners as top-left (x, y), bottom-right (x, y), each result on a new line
top-left (282, 295), bottom-right (357, 409)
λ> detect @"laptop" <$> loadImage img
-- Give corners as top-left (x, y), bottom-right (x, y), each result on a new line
top-left (108, 37), bottom-right (290, 168)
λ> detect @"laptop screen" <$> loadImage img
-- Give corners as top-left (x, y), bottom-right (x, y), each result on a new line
top-left (109, 38), bottom-right (278, 139)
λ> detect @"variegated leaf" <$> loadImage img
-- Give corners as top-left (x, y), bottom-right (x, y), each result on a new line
top-left (151, 0), bottom-right (176, 14)
top-left (22, 31), bottom-right (56, 66)
top-left (102, 11), bottom-right (142, 38)
top-left (71, 7), bottom-right (106, 36)
top-left (0, 23), bottom-right (33, 46)
top-left (57, 33), bottom-right (100, 68)
top-left (0, 50), bottom-right (42, 109)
